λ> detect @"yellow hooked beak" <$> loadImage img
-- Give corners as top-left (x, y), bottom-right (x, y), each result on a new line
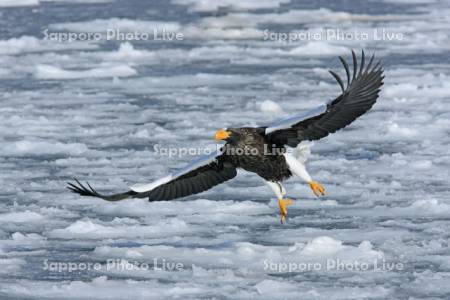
top-left (215, 129), bottom-right (231, 141)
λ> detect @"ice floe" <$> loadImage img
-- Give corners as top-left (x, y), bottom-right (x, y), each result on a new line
top-left (34, 64), bottom-right (137, 79)
top-left (1, 0), bottom-right (450, 298)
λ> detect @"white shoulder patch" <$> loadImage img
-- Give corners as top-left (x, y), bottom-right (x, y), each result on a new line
top-left (130, 175), bottom-right (173, 193)
top-left (265, 104), bottom-right (327, 134)
top-left (129, 150), bottom-right (222, 193)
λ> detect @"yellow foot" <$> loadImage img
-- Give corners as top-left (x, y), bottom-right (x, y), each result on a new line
top-left (278, 198), bottom-right (294, 224)
top-left (309, 181), bottom-right (326, 197)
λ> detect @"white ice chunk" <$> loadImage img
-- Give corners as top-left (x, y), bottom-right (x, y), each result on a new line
top-left (34, 65), bottom-right (137, 79)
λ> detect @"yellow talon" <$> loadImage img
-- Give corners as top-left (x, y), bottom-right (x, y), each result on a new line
top-left (309, 181), bottom-right (326, 197)
top-left (278, 198), bottom-right (294, 224)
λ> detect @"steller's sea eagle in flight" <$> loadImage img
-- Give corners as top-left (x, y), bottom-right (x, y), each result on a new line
top-left (68, 50), bottom-right (384, 223)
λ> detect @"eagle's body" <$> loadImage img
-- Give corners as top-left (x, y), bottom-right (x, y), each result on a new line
top-left (223, 128), bottom-right (291, 182)
top-left (68, 50), bottom-right (384, 223)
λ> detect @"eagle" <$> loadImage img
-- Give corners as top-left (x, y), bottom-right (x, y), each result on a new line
top-left (68, 50), bottom-right (383, 223)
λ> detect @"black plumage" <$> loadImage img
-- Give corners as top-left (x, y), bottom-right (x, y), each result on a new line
top-left (138, 154), bottom-right (237, 201)
top-left (222, 127), bottom-right (291, 182)
top-left (68, 50), bottom-right (383, 203)
top-left (264, 50), bottom-right (384, 147)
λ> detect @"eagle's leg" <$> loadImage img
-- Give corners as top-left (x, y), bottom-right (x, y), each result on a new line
top-left (309, 181), bottom-right (325, 197)
top-left (278, 198), bottom-right (294, 224)
top-left (283, 153), bottom-right (326, 197)
top-left (266, 181), bottom-right (293, 223)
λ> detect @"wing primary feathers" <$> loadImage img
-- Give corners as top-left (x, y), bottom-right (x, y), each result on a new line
top-left (358, 50), bottom-right (365, 77)
top-left (351, 50), bottom-right (357, 82)
top-left (329, 70), bottom-right (345, 93)
top-left (339, 56), bottom-right (351, 87)
top-left (372, 61), bottom-right (381, 73)
top-left (365, 54), bottom-right (375, 75)
top-left (86, 182), bottom-right (98, 195)
top-left (67, 179), bottom-right (137, 201)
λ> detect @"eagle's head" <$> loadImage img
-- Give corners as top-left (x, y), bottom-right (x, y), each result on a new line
top-left (215, 128), bottom-right (232, 142)
top-left (214, 128), bottom-right (241, 143)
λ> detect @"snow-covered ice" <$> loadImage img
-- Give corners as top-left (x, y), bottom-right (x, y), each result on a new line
top-left (0, 0), bottom-right (450, 299)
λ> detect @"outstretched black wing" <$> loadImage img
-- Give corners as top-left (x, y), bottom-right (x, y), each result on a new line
top-left (264, 50), bottom-right (384, 147)
top-left (67, 150), bottom-right (237, 202)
